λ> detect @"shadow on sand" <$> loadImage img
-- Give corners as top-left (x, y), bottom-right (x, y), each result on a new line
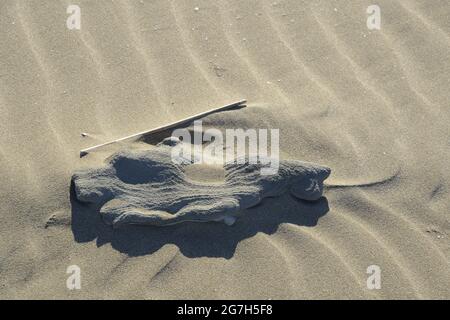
top-left (70, 182), bottom-right (329, 259)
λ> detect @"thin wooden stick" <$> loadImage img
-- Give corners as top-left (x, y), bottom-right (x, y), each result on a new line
top-left (80, 99), bottom-right (247, 157)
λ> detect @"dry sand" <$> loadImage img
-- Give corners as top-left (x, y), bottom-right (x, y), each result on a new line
top-left (0, 0), bottom-right (449, 299)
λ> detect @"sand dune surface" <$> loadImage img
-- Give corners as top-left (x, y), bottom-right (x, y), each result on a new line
top-left (0, 0), bottom-right (449, 299)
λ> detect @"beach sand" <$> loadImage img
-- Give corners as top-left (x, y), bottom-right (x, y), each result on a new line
top-left (0, 0), bottom-right (449, 299)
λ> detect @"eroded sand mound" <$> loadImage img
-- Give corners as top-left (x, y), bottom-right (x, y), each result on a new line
top-left (73, 137), bottom-right (330, 228)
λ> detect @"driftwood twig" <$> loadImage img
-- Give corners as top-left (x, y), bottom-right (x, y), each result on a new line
top-left (80, 99), bottom-right (247, 157)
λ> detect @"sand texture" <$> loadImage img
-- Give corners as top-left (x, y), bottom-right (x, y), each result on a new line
top-left (72, 136), bottom-right (331, 228)
top-left (0, 0), bottom-right (449, 299)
